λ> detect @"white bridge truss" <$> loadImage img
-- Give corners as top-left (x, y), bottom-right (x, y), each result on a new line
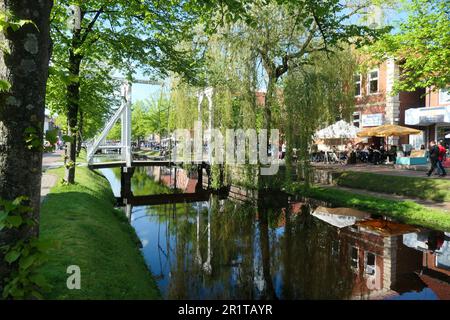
top-left (86, 78), bottom-right (162, 166)
top-left (86, 81), bottom-right (214, 167)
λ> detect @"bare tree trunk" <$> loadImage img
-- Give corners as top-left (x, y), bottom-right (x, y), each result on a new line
top-left (0, 0), bottom-right (53, 289)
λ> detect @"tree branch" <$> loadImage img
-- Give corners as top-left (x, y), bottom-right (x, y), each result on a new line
top-left (275, 24), bottom-right (318, 79)
top-left (80, 7), bottom-right (104, 45)
top-left (53, 25), bottom-right (68, 42)
top-left (311, 11), bottom-right (330, 58)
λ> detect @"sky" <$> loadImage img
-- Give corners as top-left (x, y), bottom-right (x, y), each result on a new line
top-left (132, 83), bottom-right (165, 104)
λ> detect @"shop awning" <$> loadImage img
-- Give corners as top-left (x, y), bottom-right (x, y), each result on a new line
top-left (405, 106), bottom-right (450, 126)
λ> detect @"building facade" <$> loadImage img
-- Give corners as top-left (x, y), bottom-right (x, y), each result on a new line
top-left (405, 86), bottom-right (450, 145)
top-left (352, 58), bottom-right (425, 147)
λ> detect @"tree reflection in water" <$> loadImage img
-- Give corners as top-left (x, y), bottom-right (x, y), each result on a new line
top-left (133, 195), bottom-right (355, 299)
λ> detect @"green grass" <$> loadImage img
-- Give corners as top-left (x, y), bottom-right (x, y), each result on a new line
top-left (39, 166), bottom-right (160, 299)
top-left (334, 171), bottom-right (450, 202)
top-left (286, 182), bottom-right (450, 232)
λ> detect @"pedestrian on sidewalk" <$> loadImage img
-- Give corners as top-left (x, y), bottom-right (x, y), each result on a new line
top-left (427, 141), bottom-right (440, 177)
top-left (437, 140), bottom-right (447, 177)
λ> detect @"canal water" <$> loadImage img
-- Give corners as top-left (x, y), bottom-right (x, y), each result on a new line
top-left (101, 167), bottom-right (450, 300)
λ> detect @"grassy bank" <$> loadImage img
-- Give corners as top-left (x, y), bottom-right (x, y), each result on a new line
top-left (333, 171), bottom-right (450, 202)
top-left (286, 182), bottom-right (450, 232)
top-left (39, 166), bottom-right (160, 299)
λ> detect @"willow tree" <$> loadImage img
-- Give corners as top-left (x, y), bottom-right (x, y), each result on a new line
top-left (169, 30), bottom-right (263, 188)
top-left (227, 0), bottom-right (389, 136)
top-left (284, 49), bottom-right (356, 186)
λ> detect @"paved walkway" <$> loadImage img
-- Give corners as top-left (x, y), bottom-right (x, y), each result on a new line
top-left (40, 173), bottom-right (58, 202)
top-left (313, 162), bottom-right (450, 180)
top-left (41, 151), bottom-right (64, 202)
top-left (42, 150), bottom-right (65, 170)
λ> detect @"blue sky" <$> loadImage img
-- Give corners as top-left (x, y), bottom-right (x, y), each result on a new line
top-left (132, 83), bottom-right (164, 103)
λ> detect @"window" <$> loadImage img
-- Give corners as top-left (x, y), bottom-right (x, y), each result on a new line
top-left (368, 69), bottom-right (379, 94)
top-left (354, 74), bottom-right (362, 96)
top-left (365, 252), bottom-right (376, 276)
top-left (350, 246), bottom-right (359, 269)
top-left (439, 87), bottom-right (450, 104)
top-left (352, 112), bottom-right (361, 128)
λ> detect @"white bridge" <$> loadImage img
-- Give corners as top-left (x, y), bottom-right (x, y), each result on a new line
top-left (86, 78), bottom-right (214, 168)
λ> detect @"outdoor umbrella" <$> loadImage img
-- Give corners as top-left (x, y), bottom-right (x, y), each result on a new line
top-left (312, 206), bottom-right (370, 228)
top-left (357, 124), bottom-right (421, 138)
top-left (356, 219), bottom-right (420, 237)
top-left (315, 120), bottom-right (360, 139)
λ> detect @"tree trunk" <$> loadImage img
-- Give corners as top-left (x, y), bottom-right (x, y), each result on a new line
top-left (64, 41), bottom-right (82, 184)
top-left (76, 109), bottom-right (83, 157)
top-left (0, 0), bottom-right (53, 289)
top-left (259, 74), bottom-right (275, 189)
top-left (264, 76), bottom-right (274, 136)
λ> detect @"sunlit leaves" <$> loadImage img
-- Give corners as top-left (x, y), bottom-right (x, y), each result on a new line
top-left (369, 0), bottom-right (450, 92)
top-left (0, 10), bottom-right (37, 33)
top-left (0, 79), bottom-right (11, 92)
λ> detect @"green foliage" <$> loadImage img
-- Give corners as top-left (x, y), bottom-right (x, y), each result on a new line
top-left (45, 129), bottom-right (59, 146)
top-left (24, 126), bottom-right (58, 153)
top-left (0, 10), bottom-right (36, 33)
top-left (370, 0), bottom-right (450, 92)
top-left (0, 197), bottom-right (52, 300)
top-left (24, 126), bottom-right (43, 151)
top-left (284, 48), bottom-right (356, 184)
top-left (131, 101), bottom-right (150, 142)
top-left (46, 62), bottom-right (121, 141)
top-left (169, 1), bottom-right (386, 189)
top-left (0, 79), bottom-right (11, 92)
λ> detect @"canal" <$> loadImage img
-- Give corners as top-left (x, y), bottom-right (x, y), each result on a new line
top-left (101, 167), bottom-right (450, 300)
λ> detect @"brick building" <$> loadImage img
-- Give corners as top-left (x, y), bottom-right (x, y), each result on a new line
top-left (352, 58), bottom-right (425, 147)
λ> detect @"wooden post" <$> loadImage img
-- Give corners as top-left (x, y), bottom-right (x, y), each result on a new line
top-left (121, 167), bottom-right (135, 201)
top-left (196, 164), bottom-right (203, 192)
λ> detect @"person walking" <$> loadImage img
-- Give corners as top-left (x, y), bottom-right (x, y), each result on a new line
top-left (427, 141), bottom-right (440, 177)
top-left (437, 140), bottom-right (447, 177)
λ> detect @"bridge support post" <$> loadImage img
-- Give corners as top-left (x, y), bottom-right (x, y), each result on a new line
top-left (195, 164), bottom-right (203, 192)
top-left (121, 166), bottom-right (135, 201)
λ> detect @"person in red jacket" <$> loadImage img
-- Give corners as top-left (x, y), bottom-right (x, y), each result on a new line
top-left (437, 140), bottom-right (447, 177)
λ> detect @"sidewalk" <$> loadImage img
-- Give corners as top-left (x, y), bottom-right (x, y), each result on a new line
top-left (313, 162), bottom-right (450, 180)
top-left (41, 150), bottom-right (64, 201)
top-left (42, 150), bottom-right (65, 170)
